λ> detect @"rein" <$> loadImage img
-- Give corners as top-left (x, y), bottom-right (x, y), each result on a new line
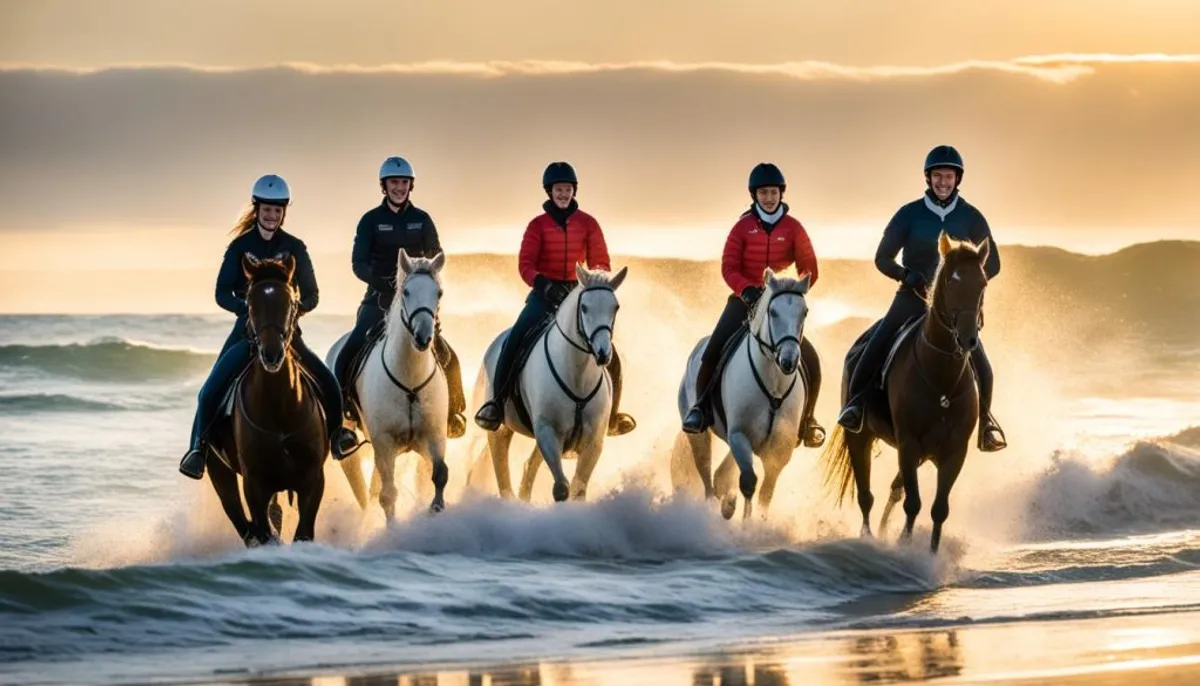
top-left (913, 268), bottom-right (984, 410)
top-left (378, 271), bottom-right (443, 446)
top-left (545, 285), bottom-right (614, 451)
top-left (745, 289), bottom-right (804, 436)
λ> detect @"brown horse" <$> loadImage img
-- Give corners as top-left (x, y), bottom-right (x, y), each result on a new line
top-left (822, 233), bottom-right (991, 552)
top-left (207, 254), bottom-right (328, 545)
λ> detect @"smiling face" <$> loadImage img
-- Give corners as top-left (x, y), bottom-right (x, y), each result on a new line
top-left (257, 203), bottom-right (285, 231)
top-left (928, 168), bottom-right (960, 201)
top-left (383, 176), bottom-right (413, 206)
top-left (754, 186), bottom-right (782, 213)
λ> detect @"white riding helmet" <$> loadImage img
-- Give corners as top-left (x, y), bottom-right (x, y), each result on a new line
top-left (379, 156), bottom-right (415, 180)
top-left (251, 174), bottom-right (291, 205)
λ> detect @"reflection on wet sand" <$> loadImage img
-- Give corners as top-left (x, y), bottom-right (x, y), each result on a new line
top-left (233, 611), bottom-right (1200, 686)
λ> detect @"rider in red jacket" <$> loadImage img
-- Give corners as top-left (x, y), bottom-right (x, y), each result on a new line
top-left (474, 161), bottom-right (636, 436)
top-left (682, 163), bottom-right (825, 447)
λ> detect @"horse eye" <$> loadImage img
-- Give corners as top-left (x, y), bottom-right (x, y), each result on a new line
top-left (437, 290), bottom-right (444, 298)
top-left (581, 305), bottom-right (589, 314)
top-left (770, 310), bottom-right (778, 319)
top-left (402, 288), bottom-right (409, 297)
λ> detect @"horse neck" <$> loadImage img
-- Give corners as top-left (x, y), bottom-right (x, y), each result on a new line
top-left (919, 281), bottom-right (971, 389)
top-left (383, 298), bottom-right (435, 382)
top-left (245, 354), bottom-right (304, 428)
top-left (747, 300), bottom-right (796, 395)
top-left (548, 295), bottom-right (602, 390)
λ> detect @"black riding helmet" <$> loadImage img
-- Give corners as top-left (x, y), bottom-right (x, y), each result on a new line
top-left (924, 145), bottom-right (964, 184)
top-left (748, 163), bottom-right (786, 197)
top-left (542, 162), bottom-right (578, 195)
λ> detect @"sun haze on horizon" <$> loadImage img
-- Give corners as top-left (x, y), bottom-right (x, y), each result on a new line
top-left (1, 1), bottom-right (1198, 313)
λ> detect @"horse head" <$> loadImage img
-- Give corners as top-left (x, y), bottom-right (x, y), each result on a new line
top-left (241, 252), bottom-right (299, 373)
top-left (393, 248), bottom-right (445, 352)
top-left (931, 232), bottom-right (991, 354)
top-left (755, 268), bottom-right (812, 375)
top-left (569, 263), bottom-right (629, 367)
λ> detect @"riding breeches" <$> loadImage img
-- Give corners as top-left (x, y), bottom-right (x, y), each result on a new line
top-left (490, 288), bottom-right (555, 401)
top-left (191, 323), bottom-right (343, 450)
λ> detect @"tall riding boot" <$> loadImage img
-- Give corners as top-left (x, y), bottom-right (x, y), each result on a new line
top-left (435, 335), bottom-right (467, 438)
top-left (971, 344), bottom-right (1007, 452)
top-left (606, 347), bottom-right (636, 436)
top-left (796, 338), bottom-right (826, 448)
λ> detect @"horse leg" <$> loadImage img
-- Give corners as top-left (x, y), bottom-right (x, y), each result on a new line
top-left (207, 454), bottom-right (250, 542)
top-left (488, 426), bottom-right (517, 499)
top-left (340, 451), bottom-right (371, 510)
top-left (519, 446), bottom-right (542, 502)
top-left (243, 480), bottom-right (275, 546)
top-left (420, 436), bottom-right (449, 514)
top-left (930, 447), bottom-right (968, 554)
top-left (533, 424), bottom-right (570, 503)
top-left (293, 468), bottom-right (325, 542)
top-left (879, 471), bottom-right (904, 535)
top-left (713, 451), bottom-right (738, 520)
top-left (569, 439), bottom-right (603, 501)
top-left (687, 432), bottom-right (715, 500)
top-left (372, 435), bottom-right (400, 523)
top-left (756, 452), bottom-right (790, 520)
top-left (727, 430), bottom-right (758, 522)
top-left (898, 444), bottom-right (923, 543)
top-left (848, 430), bottom-right (877, 538)
top-left (268, 495), bottom-right (284, 537)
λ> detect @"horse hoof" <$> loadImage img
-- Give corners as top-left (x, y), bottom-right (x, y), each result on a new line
top-left (552, 482), bottom-right (570, 503)
top-left (429, 502), bottom-right (445, 515)
top-left (720, 496), bottom-right (737, 520)
top-left (447, 414), bottom-right (467, 439)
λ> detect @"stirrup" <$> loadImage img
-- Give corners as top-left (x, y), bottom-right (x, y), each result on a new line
top-left (332, 428), bottom-right (364, 461)
top-left (474, 401), bottom-right (504, 432)
top-left (608, 413), bottom-right (637, 437)
top-left (836, 402), bottom-right (865, 433)
top-left (447, 413), bottom-right (467, 439)
top-left (178, 448), bottom-right (206, 480)
top-left (798, 417), bottom-right (827, 448)
top-left (682, 406), bottom-right (709, 434)
top-left (978, 418), bottom-right (1008, 452)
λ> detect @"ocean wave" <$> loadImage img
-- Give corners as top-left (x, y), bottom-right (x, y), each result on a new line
top-left (0, 393), bottom-right (131, 414)
top-left (0, 337), bottom-right (213, 382)
top-left (1021, 435), bottom-right (1200, 539)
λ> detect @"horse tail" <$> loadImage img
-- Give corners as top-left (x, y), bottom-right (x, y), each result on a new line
top-left (819, 425), bottom-right (855, 507)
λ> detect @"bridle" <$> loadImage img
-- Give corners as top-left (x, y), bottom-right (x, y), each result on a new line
top-left (746, 288), bottom-right (806, 435)
top-left (553, 285), bottom-right (615, 356)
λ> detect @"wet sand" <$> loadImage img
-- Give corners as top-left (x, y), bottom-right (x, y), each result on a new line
top-left (213, 609), bottom-right (1200, 685)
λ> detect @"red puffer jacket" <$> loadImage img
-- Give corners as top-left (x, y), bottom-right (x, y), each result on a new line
top-left (518, 208), bottom-right (611, 286)
top-left (721, 208), bottom-right (819, 294)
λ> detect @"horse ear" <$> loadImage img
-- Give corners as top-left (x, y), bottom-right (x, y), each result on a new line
top-left (398, 248), bottom-right (412, 275)
top-left (430, 251), bottom-right (446, 272)
top-left (797, 272), bottom-right (812, 293)
top-left (284, 253), bottom-right (297, 281)
top-left (241, 252), bottom-right (260, 279)
top-left (575, 262), bottom-right (588, 283)
top-left (764, 267), bottom-right (780, 292)
top-left (938, 231), bottom-right (952, 257)
top-left (977, 237), bottom-right (992, 265)
top-left (608, 266), bottom-right (629, 290)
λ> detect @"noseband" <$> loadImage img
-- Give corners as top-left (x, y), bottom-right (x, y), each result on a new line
top-left (555, 285), bottom-right (615, 356)
top-left (246, 280), bottom-right (298, 352)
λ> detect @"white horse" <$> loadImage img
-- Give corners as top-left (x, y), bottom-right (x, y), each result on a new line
top-left (325, 249), bottom-right (450, 519)
top-left (674, 269), bottom-right (813, 520)
top-left (475, 264), bottom-right (629, 503)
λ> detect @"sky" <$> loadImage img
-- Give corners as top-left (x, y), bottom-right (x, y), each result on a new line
top-left (1, 0), bottom-right (1199, 312)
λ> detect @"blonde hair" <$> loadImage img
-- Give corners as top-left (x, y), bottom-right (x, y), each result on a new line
top-left (229, 202), bottom-right (286, 237)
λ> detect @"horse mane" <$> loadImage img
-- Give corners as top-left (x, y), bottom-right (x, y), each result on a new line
top-left (403, 256), bottom-right (443, 283)
top-left (753, 271), bottom-right (810, 319)
top-left (248, 258), bottom-right (294, 285)
top-left (576, 265), bottom-right (614, 289)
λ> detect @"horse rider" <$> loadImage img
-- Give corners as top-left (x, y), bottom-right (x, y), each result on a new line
top-left (331, 155), bottom-right (468, 438)
top-left (473, 161), bottom-right (637, 435)
top-left (835, 145), bottom-right (1007, 452)
top-left (178, 174), bottom-right (359, 480)
top-left (681, 162), bottom-right (826, 447)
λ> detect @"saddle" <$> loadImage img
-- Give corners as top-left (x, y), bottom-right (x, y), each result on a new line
top-left (341, 319), bottom-right (388, 423)
top-left (505, 313), bottom-right (557, 433)
top-left (707, 323), bottom-right (813, 432)
top-left (842, 314), bottom-right (924, 428)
